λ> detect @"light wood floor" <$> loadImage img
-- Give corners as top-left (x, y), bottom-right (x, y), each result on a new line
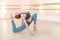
top-left (0, 19), bottom-right (60, 40)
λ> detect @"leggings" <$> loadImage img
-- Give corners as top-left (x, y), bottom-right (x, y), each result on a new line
top-left (11, 13), bottom-right (37, 33)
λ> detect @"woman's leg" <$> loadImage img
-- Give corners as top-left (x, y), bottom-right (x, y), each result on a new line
top-left (11, 20), bottom-right (26, 33)
top-left (12, 20), bottom-right (18, 33)
top-left (32, 13), bottom-right (37, 25)
top-left (31, 13), bottom-right (37, 31)
top-left (17, 23), bottom-right (26, 32)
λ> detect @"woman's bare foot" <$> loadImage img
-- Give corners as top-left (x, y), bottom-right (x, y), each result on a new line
top-left (33, 25), bottom-right (37, 31)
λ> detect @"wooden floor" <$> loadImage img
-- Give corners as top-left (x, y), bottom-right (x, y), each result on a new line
top-left (0, 19), bottom-right (60, 40)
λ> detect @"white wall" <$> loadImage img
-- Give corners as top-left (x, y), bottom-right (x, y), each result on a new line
top-left (0, 0), bottom-right (30, 18)
top-left (30, 0), bottom-right (60, 22)
top-left (0, 0), bottom-right (60, 22)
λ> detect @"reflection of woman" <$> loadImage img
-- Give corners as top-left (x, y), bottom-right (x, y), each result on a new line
top-left (11, 12), bottom-right (37, 35)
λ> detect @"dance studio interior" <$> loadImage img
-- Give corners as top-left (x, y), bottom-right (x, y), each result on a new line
top-left (0, 0), bottom-right (60, 40)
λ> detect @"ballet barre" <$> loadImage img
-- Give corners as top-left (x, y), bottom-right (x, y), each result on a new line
top-left (0, 2), bottom-right (60, 7)
top-left (0, 8), bottom-right (60, 10)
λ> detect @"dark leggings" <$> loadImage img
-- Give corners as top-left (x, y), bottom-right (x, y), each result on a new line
top-left (11, 13), bottom-right (37, 33)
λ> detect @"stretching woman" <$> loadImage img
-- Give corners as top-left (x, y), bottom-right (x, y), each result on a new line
top-left (11, 12), bottom-right (37, 35)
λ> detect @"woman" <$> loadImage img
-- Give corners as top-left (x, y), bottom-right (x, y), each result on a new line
top-left (11, 12), bottom-right (37, 35)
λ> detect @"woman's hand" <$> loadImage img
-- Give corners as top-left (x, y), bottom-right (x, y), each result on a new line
top-left (11, 13), bottom-right (14, 20)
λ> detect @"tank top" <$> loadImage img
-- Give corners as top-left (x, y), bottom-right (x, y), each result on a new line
top-left (21, 12), bottom-right (31, 20)
top-left (25, 12), bottom-right (31, 20)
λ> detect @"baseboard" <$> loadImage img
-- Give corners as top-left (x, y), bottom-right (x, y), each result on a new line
top-left (37, 16), bottom-right (60, 22)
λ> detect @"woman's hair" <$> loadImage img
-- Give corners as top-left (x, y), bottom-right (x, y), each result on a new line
top-left (15, 14), bottom-right (21, 19)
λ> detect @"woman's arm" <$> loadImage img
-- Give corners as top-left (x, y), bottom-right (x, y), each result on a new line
top-left (22, 14), bottom-right (33, 36)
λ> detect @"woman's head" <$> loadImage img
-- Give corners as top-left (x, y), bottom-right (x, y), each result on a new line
top-left (15, 14), bottom-right (21, 19)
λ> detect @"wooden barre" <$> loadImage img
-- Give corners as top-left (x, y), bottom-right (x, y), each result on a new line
top-left (25, 2), bottom-right (60, 6)
top-left (42, 2), bottom-right (60, 5)
top-left (0, 18), bottom-right (11, 20)
top-left (0, 18), bottom-right (15, 20)
top-left (0, 8), bottom-right (21, 10)
top-left (5, 5), bottom-right (21, 6)
top-left (25, 9), bottom-right (60, 10)
top-left (0, 2), bottom-right (60, 7)
top-left (0, 8), bottom-right (60, 10)
top-left (0, 5), bottom-right (21, 6)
